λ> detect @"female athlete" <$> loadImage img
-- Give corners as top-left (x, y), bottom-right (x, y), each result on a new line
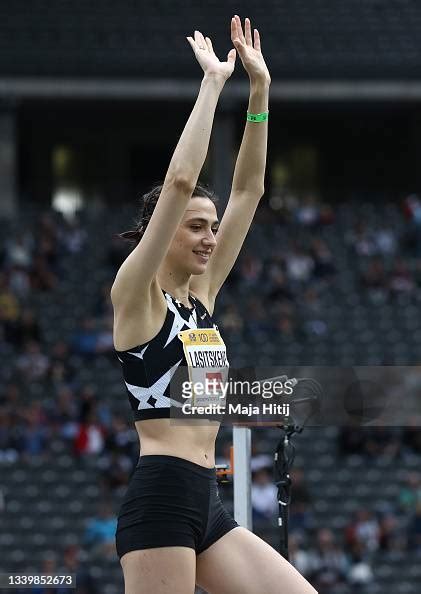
top-left (112, 15), bottom-right (318, 594)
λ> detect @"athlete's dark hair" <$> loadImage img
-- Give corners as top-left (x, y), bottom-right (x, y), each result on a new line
top-left (117, 181), bottom-right (218, 247)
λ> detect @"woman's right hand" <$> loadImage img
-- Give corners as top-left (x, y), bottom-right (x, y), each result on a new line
top-left (187, 30), bottom-right (236, 82)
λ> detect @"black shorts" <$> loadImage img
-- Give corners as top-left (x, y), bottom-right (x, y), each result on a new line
top-left (115, 454), bottom-right (239, 559)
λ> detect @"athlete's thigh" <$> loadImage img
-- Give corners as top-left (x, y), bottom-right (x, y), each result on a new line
top-left (121, 546), bottom-right (196, 594)
top-left (196, 526), bottom-right (317, 594)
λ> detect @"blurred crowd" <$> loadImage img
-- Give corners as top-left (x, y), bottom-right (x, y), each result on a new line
top-left (220, 196), bottom-right (338, 341)
top-left (248, 454), bottom-right (421, 593)
top-left (0, 194), bottom-right (421, 593)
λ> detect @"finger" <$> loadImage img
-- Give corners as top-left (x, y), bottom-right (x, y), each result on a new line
top-left (234, 14), bottom-right (245, 43)
top-left (245, 17), bottom-right (253, 46)
top-left (231, 17), bottom-right (243, 52)
top-left (194, 30), bottom-right (203, 48)
top-left (205, 36), bottom-right (214, 53)
top-left (227, 48), bottom-right (236, 64)
top-left (186, 36), bottom-right (196, 52)
top-left (230, 16), bottom-right (236, 42)
top-left (197, 30), bottom-right (207, 49)
top-left (254, 28), bottom-right (261, 51)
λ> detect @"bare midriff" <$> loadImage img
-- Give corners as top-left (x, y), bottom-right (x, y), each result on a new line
top-left (135, 418), bottom-right (221, 468)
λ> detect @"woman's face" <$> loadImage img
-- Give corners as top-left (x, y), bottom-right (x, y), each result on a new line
top-left (167, 197), bottom-right (219, 275)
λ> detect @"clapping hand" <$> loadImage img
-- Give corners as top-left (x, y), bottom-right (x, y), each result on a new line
top-left (187, 30), bottom-right (236, 82)
top-left (231, 15), bottom-right (271, 85)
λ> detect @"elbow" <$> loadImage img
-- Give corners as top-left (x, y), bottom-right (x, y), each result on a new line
top-left (171, 173), bottom-right (196, 195)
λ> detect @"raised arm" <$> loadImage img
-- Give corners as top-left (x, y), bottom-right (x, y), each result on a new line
top-left (191, 16), bottom-right (271, 306)
top-left (111, 31), bottom-right (236, 308)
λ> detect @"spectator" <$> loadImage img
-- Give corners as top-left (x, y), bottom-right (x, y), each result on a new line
top-left (21, 402), bottom-right (50, 459)
top-left (284, 246), bottom-right (314, 286)
top-left (318, 203), bottom-right (335, 226)
top-left (48, 385), bottom-right (79, 442)
top-left (266, 268), bottom-right (294, 302)
top-left (310, 239), bottom-right (336, 281)
top-left (307, 528), bottom-right (350, 592)
top-left (31, 553), bottom-right (60, 594)
top-left (347, 543), bottom-right (374, 587)
top-left (77, 384), bottom-right (100, 422)
top-left (37, 213), bottom-right (61, 269)
top-left (402, 193), bottom-right (421, 255)
top-left (389, 258), bottom-right (415, 297)
top-left (99, 450), bottom-right (132, 495)
top-left (83, 501), bottom-right (118, 560)
top-left (95, 315), bottom-right (114, 356)
top-left (251, 455), bottom-right (278, 522)
top-left (289, 468), bottom-right (314, 537)
top-left (219, 304), bottom-right (244, 338)
top-left (289, 533), bottom-right (313, 577)
top-left (104, 414), bottom-right (137, 458)
top-left (92, 281), bottom-right (113, 319)
top-left (373, 226), bottom-right (397, 256)
top-left (398, 471), bottom-right (421, 514)
top-left (7, 264), bottom-right (31, 299)
top-left (275, 191), bottom-right (299, 223)
top-left (378, 511), bottom-right (407, 552)
top-left (29, 253), bottom-right (57, 291)
top-left (71, 317), bottom-right (99, 357)
top-left (48, 341), bottom-right (77, 387)
top-left (244, 297), bottom-right (269, 336)
top-left (57, 544), bottom-right (99, 594)
top-left (345, 508), bottom-right (380, 554)
top-left (407, 501), bottom-right (421, 552)
top-left (347, 221), bottom-right (377, 257)
top-left (15, 340), bottom-right (50, 382)
top-left (361, 258), bottom-right (388, 302)
top-left (403, 193), bottom-right (421, 223)
top-left (59, 216), bottom-right (87, 254)
top-left (0, 272), bottom-right (21, 336)
top-left (4, 307), bottom-right (42, 349)
top-left (4, 231), bottom-right (33, 269)
top-left (299, 288), bottom-right (328, 338)
top-left (290, 468), bottom-right (311, 505)
top-left (74, 411), bottom-right (106, 456)
top-left (276, 313), bottom-right (297, 337)
top-left (295, 195), bottom-right (320, 227)
top-left (239, 254), bottom-right (262, 289)
top-left (0, 408), bottom-right (21, 463)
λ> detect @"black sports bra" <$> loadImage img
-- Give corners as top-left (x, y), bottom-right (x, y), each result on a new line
top-left (115, 291), bottom-right (227, 421)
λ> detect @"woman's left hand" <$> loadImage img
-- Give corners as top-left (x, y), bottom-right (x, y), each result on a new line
top-left (231, 15), bottom-right (271, 86)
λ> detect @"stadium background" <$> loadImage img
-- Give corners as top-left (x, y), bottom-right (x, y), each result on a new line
top-left (1, 1), bottom-right (421, 592)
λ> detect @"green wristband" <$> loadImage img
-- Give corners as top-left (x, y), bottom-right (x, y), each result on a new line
top-left (247, 111), bottom-right (269, 123)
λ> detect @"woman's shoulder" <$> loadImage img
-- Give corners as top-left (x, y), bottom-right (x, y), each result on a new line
top-left (113, 281), bottom-right (168, 351)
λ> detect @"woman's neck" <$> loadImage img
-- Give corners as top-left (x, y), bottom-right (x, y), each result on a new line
top-left (157, 268), bottom-right (191, 306)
